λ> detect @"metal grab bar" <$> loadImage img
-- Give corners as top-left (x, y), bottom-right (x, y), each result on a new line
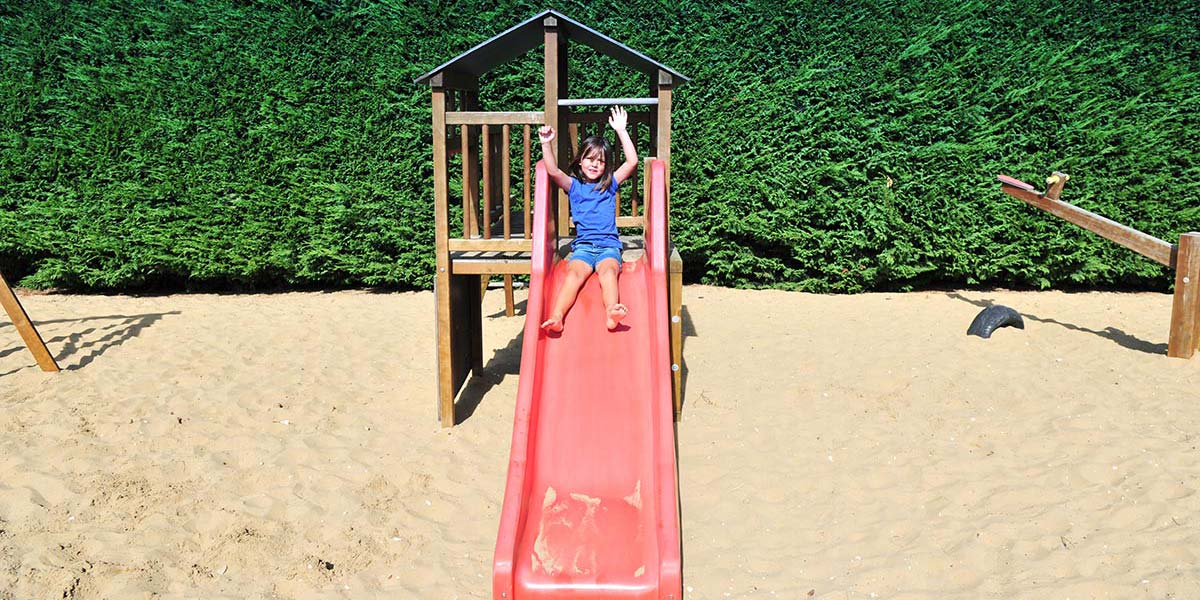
top-left (558, 97), bottom-right (658, 106)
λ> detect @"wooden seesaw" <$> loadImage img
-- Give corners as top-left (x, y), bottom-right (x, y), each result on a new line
top-left (998, 172), bottom-right (1200, 358)
top-left (0, 270), bottom-right (60, 371)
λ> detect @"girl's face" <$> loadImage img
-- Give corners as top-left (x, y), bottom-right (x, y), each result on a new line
top-left (580, 149), bottom-right (606, 181)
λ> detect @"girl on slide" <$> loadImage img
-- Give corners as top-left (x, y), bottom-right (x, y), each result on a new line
top-left (538, 105), bottom-right (638, 332)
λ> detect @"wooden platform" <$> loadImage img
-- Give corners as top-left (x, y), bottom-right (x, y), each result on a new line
top-left (450, 235), bottom-right (680, 275)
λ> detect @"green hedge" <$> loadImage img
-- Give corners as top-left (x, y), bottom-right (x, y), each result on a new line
top-left (2, 0), bottom-right (1197, 292)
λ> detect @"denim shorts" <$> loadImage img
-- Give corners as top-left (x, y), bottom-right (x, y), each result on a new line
top-left (570, 244), bottom-right (623, 269)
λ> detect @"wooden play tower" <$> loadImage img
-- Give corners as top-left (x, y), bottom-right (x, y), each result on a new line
top-left (416, 10), bottom-right (687, 426)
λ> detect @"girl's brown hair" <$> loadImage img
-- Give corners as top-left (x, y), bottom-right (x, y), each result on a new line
top-left (567, 135), bottom-right (615, 191)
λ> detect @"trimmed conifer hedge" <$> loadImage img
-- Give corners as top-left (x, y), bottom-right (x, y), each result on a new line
top-left (2, 0), bottom-right (1197, 291)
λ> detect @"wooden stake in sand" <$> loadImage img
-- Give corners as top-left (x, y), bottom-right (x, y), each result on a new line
top-left (0, 270), bottom-right (60, 372)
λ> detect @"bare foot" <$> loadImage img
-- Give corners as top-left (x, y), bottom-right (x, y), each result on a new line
top-left (541, 314), bottom-right (564, 332)
top-left (605, 303), bottom-right (628, 330)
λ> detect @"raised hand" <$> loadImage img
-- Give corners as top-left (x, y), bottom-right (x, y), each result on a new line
top-left (538, 125), bottom-right (556, 144)
top-left (607, 106), bottom-right (628, 132)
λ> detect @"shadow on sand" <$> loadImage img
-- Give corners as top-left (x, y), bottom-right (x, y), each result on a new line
top-left (946, 292), bottom-right (1166, 356)
top-left (1, 311), bottom-right (181, 376)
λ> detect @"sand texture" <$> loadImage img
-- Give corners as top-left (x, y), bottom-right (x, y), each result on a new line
top-left (2, 286), bottom-right (1198, 599)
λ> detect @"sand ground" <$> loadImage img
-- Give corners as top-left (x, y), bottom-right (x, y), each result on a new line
top-left (1, 285), bottom-right (1198, 599)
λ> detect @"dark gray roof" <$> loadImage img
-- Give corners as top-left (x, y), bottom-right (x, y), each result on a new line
top-left (414, 9), bottom-right (688, 85)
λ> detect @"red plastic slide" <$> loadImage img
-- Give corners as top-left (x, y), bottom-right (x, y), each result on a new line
top-left (493, 161), bottom-right (681, 599)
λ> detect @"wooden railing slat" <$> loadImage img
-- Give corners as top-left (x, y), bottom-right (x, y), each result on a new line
top-left (461, 125), bottom-right (474, 237)
top-left (523, 125), bottom-right (531, 240)
top-left (482, 125), bottom-right (491, 239)
top-left (631, 125), bottom-right (639, 217)
top-left (503, 124), bottom-right (512, 239)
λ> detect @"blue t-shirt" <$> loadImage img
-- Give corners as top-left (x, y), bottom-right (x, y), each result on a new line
top-left (569, 177), bottom-right (621, 250)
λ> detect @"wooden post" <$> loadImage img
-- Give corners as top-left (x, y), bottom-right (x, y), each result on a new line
top-left (544, 17), bottom-right (560, 241)
top-left (502, 124), bottom-right (516, 317)
top-left (630, 125), bottom-right (639, 217)
top-left (0, 271), bottom-right (60, 372)
top-left (643, 157), bottom-right (655, 232)
top-left (503, 276), bottom-right (515, 317)
top-left (431, 77), bottom-right (456, 426)
top-left (568, 122), bottom-right (580, 156)
top-left (670, 254), bottom-right (683, 418)
top-left (571, 120), bottom-right (585, 232)
top-left (614, 127), bottom-right (622, 220)
top-left (656, 70), bottom-right (673, 238)
top-left (468, 90), bottom-right (481, 238)
top-left (1168, 232), bottom-right (1200, 359)
top-left (644, 157), bottom-right (683, 415)
top-left (544, 16), bottom-right (568, 241)
top-left (523, 124), bottom-right (532, 240)
top-left (647, 76), bottom-right (658, 163)
top-left (433, 73), bottom-right (485, 427)
top-left (654, 71), bottom-right (683, 414)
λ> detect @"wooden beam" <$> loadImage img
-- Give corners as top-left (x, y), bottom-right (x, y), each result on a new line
top-left (545, 17), bottom-right (569, 242)
top-left (432, 84), bottom-right (456, 426)
top-left (504, 274), bottom-right (516, 317)
top-left (544, 16), bottom-right (559, 221)
top-left (448, 238), bottom-right (534, 252)
top-left (635, 157), bottom-right (656, 236)
top-left (428, 70), bottom-right (479, 91)
top-left (445, 111), bottom-right (545, 125)
top-left (558, 37), bottom-right (569, 233)
top-left (450, 258), bottom-right (533, 275)
top-left (630, 125), bottom-right (639, 217)
top-left (647, 76), bottom-right (658, 159)
top-left (656, 70), bottom-right (673, 236)
top-left (998, 178), bottom-right (1174, 268)
top-left (669, 249), bottom-right (683, 418)
top-left (1168, 232), bottom-right (1200, 358)
top-left (0, 271), bottom-right (60, 372)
